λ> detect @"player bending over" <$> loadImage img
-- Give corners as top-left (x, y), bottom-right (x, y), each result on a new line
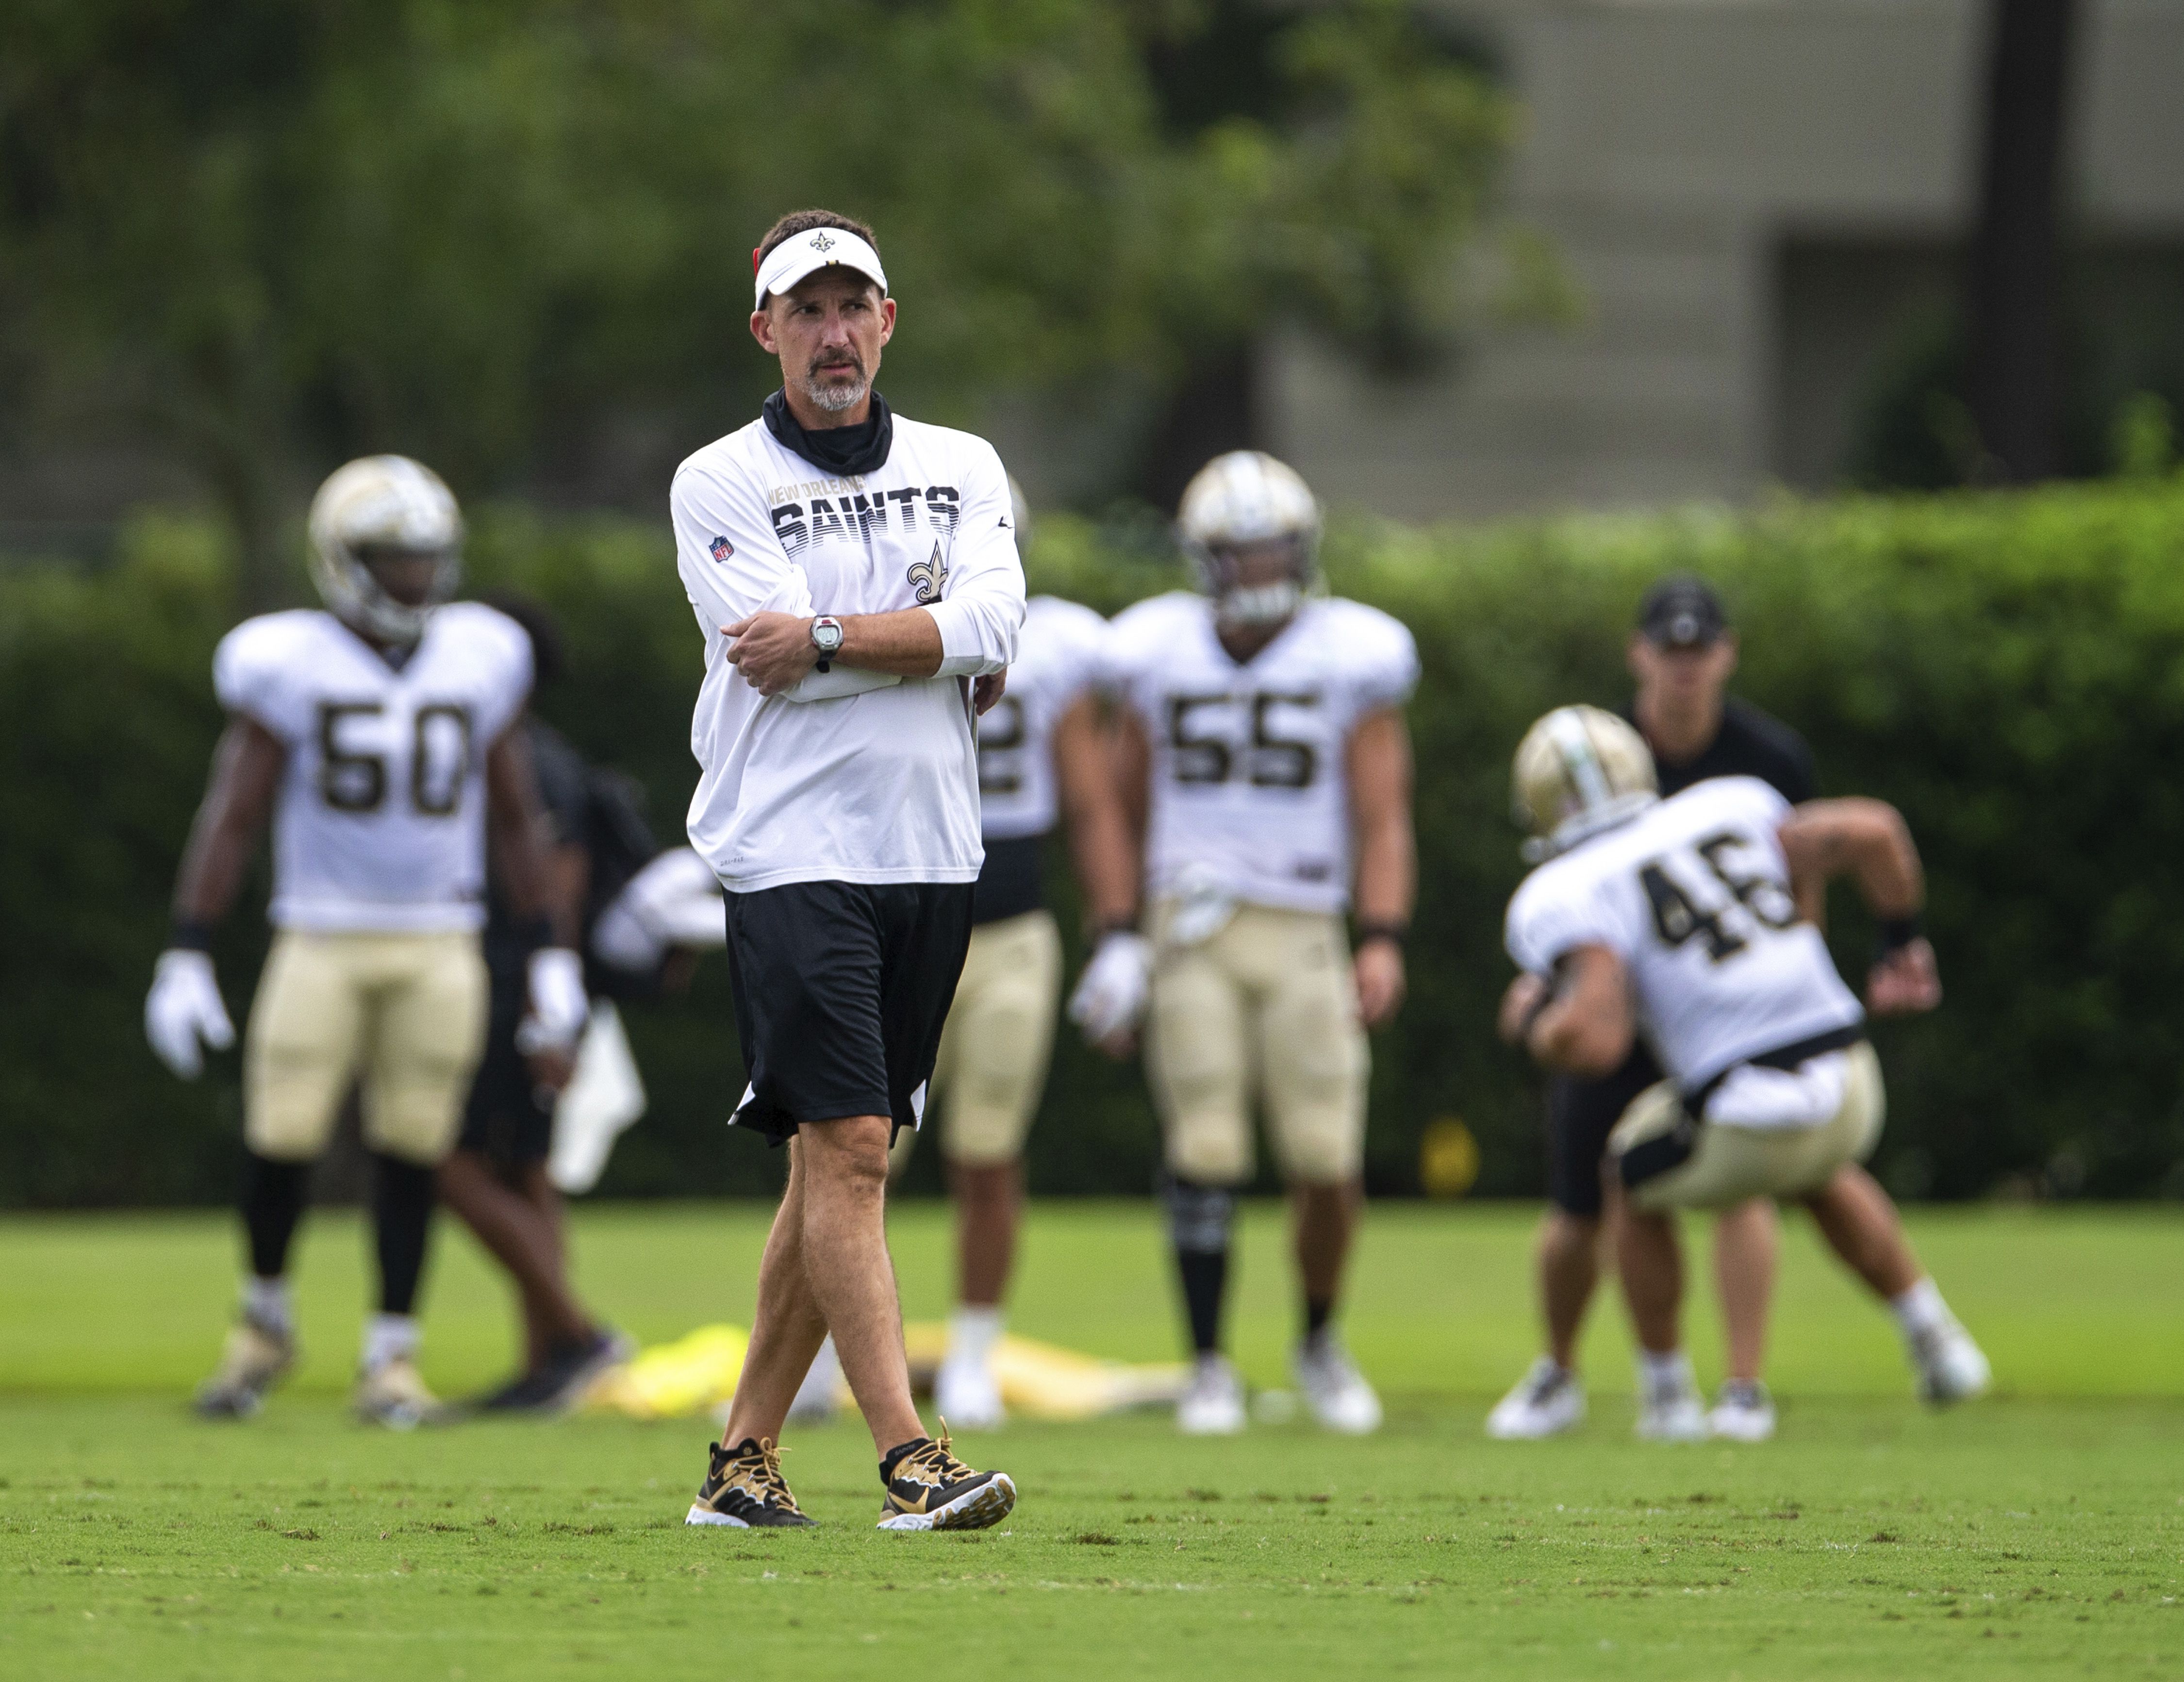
top-left (1083, 450), bottom-right (1417, 1436)
top-left (1499, 707), bottom-right (1989, 1439)
top-left (1488, 576), bottom-right (1818, 1441)
top-left (146, 457), bottom-right (588, 1427)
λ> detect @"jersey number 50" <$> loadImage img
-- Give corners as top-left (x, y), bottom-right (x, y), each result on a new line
top-left (1167, 693), bottom-right (1320, 790)
top-left (317, 702), bottom-right (474, 817)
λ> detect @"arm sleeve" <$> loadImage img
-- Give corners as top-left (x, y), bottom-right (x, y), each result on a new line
top-left (1091, 604), bottom-right (1145, 702)
top-left (475, 616), bottom-right (535, 744)
top-left (1729, 776), bottom-right (1794, 833)
top-left (211, 622), bottom-right (299, 742)
top-left (1350, 609), bottom-right (1422, 716)
top-left (924, 444), bottom-right (1026, 678)
top-left (672, 459), bottom-right (896, 702)
top-left (1505, 873), bottom-right (1627, 975)
top-left (1054, 604), bottom-right (1109, 707)
top-left (672, 460), bottom-right (817, 629)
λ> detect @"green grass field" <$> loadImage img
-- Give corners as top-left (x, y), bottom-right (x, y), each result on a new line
top-left (3, 1200), bottom-right (2181, 1679)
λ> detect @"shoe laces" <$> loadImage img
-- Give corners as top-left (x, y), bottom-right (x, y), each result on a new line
top-left (895, 1422), bottom-right (974, 1487)
top-left (721, 1436), bottom-right (796, 1505)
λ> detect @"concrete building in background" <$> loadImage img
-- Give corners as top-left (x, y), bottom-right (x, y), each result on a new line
top-left (1270, 0), bottom-right (2184, 520)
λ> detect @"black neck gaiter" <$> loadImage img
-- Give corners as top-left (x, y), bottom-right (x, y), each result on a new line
top-left (762, 387), bottom-right (893, 477)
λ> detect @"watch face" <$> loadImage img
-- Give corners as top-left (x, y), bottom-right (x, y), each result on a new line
top-left (813, 618), bottom-right (844, 653)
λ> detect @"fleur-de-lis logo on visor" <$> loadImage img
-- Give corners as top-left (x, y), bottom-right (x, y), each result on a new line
top-left (907, 541), bottom-right (948, 605)
top-left (811, 232), bottom-right (836, 253)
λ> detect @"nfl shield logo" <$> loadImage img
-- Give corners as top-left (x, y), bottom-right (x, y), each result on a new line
top-left (709, 535), bottom-right (733, 563)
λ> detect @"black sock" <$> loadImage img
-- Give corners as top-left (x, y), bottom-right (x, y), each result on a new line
top-left (1304, 1295), bottom-right (1335, 1345)
top-left (372, 1153), bottom-right (437, 1316)
top-left (241, 1153), bottom-right (310, 1282)
top-left (1175, 1246), bottom-right (1229, 1357)
top-left (1162, 1175), bottom-right (1236, 1358)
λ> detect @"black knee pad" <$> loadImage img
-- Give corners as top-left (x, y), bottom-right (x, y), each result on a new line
top-left (1162, 1175), bottom-right (1236, 1256)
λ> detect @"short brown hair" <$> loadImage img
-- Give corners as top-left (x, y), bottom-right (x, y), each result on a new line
top-left (754, 208), bottom-right (880, 271)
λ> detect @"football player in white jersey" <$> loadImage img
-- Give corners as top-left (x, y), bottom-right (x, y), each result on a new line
top-left (1084, 450), bottom-right (1418, 1436)
top-left (143, 456), bottom-right (589, 1427)
top-left (1500, 707), bottom-right (1990, 1439)
top-left (860, 485), bottom-right (1139, 1430)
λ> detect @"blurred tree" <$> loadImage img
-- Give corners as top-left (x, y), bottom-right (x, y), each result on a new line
top-left (1965, 0), bottom-right (2078, 483)
top-left (0, 0), bottom-right (1521, 598)
top-left (1128, 0), bottom-right (1516, 506)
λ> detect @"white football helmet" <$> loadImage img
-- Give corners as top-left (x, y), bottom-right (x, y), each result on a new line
top-left (1177, 450), bottom-right (1322, 627)
top-left (1512, 705), bottom-right (1659, 862)
top-left (307, 455), bottom-right (463, 644)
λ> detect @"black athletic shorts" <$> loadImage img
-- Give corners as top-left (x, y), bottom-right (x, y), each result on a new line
top-left (458, 968), bottom-right (555, 1166)
top-left (1546, 1042), bottom-right (1665, 1218)
top-left (723, 879), bottom-right (976, 1147)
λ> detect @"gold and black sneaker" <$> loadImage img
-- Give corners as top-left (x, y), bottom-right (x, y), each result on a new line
top-left (876, 1423), bottom-right (1017, 1532)
top-left (685, 1437), bottom-right (817, 1529)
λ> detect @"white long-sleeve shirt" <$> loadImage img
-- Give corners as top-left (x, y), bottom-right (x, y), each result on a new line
top-left (673, 410), bottom-right (1026, 891)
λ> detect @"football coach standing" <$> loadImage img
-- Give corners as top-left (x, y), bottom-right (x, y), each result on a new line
top-left (670, 210), bottom-right (1024, 1532)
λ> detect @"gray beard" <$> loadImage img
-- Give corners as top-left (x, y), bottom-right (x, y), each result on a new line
top-left (800, 367), bottom-right (870, 414)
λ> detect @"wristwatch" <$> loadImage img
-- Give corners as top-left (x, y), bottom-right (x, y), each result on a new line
top-left (810, 615), bottom-right (845, 673)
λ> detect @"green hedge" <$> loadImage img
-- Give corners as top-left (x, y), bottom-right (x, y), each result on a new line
top-left (7, 480), bottom-right (2184, 1207)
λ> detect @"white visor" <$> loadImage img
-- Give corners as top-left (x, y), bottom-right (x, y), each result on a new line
top-left (753, 226), bottom-right (888, 309)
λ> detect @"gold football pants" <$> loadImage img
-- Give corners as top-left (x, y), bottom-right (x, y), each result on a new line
top-left (1612, 1043), bottom-right (1885, 1213)
top-left (1143, 900), bottom-right (1367, 1188)
top-left (244, 929), bottom-right (489, 1167)
top-left (925, 909), bottom-right (1063, 1166)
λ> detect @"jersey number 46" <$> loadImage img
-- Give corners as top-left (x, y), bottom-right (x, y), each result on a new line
top-left (1639, 830), bottom-right (1797, 962)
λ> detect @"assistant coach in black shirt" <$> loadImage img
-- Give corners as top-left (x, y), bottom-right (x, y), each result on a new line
top-left (1487, 575), bottom-right (1818, 1439)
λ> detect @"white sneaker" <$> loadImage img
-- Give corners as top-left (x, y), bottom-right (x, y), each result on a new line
top-left (935, 1354), bottom-right (1005, 1432)
top-left (1292, 1337), bottom-right (1382, 1435)
top-left (785, 1335), bottom-right (841, 1425)
top-left (1176, 1353), bottom-right (1246, 1435)
top-left (194, 1316), bottom-right (295, 1420)
top-left (1910, 1318), bottom-right (1992, 1405)
top-left (1706, 1379), bottom-right (1776, 1443)
top-left (1635, 1371), bottom-right (1708, 1443)
top-left (352, 1356), bottom-right (449, 1431)
top-left (1486, 1356), bottom-right (1587, 1440)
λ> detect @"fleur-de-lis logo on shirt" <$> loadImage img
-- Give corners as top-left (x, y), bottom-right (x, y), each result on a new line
top-left (907, 540), bottom-right (948, 604)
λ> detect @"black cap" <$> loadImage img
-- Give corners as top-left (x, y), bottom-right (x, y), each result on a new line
top-left (1637, 575), bottom-right (1727, 649)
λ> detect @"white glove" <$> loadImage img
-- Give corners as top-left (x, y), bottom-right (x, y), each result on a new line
top-left (145, 949), bottom-right (235, 1080)
top-left (1067, 932), bottom-right (1153, 1044)
top-left (516, 947), bottom-right (590, 1054)
top-left (590, 848), bottom-right (726, 974)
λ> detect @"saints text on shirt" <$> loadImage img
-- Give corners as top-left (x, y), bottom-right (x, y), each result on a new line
top-left (767, 483), bottom-right (962, 558)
